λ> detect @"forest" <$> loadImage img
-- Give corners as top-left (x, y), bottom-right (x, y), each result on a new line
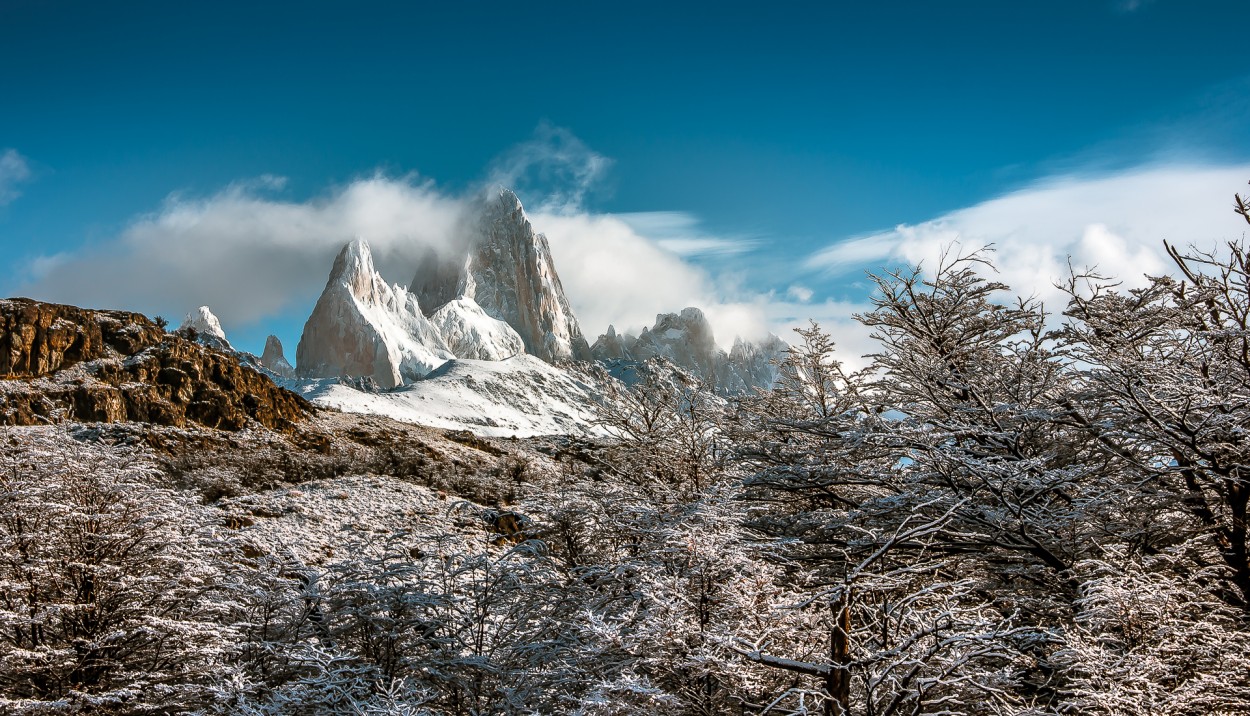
top-left (3, 193), bottom-right (1250, 715)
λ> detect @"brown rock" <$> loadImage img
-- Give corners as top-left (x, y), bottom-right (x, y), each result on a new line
top-left (0, 299), bottom-right (313, 432)
top-left (0, 298), bottom-right (166, 377)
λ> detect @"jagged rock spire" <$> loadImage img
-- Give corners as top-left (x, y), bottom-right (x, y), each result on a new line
top-left (410, 187), bottom-right (592, 363)
top-left (296, 238), bottom-right (452, 389)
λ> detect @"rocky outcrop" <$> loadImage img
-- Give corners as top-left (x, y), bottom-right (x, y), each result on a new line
top-left (0, 298), bottom-right (167, 377)
top-left (631, 308), bottom-right (721, 383)
top-left (590, 307), bottom-right (787, 395)
top-left (296, 239), bottom-right (453, 389)
top-left (410, 187), bottom-right (592, 364)
top-left (0, 299), bottom-right (311, 431)
top-left (260, 335), bottom-right (295, 377)
top-left (429, 298), bottom-right (525, 361)
top-left (589, 325), bottom-right (629, 362)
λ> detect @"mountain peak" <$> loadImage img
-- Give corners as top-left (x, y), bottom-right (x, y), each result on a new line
top-left (180, 305), bottom-right (232, 350)
top-left (410, 187), bottom-right (592, 363)
top-left (260, 334), bottom-right (294, 377)
top-left (591, 306), bottom-right (787, 395)
top-left (329, 237), bottom-right (383, 304)
top-left (296, 238), bottom-right (452, 388)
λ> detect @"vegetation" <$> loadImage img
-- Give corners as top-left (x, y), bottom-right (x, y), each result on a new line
top-left (3, 189), bottom-right (1250, 714)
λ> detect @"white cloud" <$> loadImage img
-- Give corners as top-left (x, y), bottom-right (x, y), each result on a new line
top-left (615, 211), bottom-right (757, 256)
top-left (14, 170), bottom-right (778, 351)
top-left (786, 284), bottom-right (814, 303)
top-left (489, 121), bottom-right (612, 214)
top-left (18, 174), bottom-right (470, 327)
top-left (531, 211), bottom-right (772, 346)
top-left (807, 163), bottom-right (1250, 310)
top-left (0, 149), bottom-right (32, 206)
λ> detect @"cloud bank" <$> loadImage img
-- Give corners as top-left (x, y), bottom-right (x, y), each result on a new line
top-left (0, 149), bottom-right (32, 206)
top-left (14, 125), bottom-right (778, 351)
top-left (20, 175), bottom-right (469, 326)
top-left (16, 175), bottom-right (771, 349)
top-left (808, 164), bottom-right (1250, 311)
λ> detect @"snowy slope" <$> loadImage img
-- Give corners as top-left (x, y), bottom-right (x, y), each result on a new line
top-left (285, 353), bottom-right (608, 437)
top-left (430, 297), bottom-right (525, 361)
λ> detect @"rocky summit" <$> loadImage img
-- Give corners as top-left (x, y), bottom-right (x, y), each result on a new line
top-left (295, 188), bottom-right (594, 388)
top-left (296, 238), bottom-right (453, 389)
top-left (180, 305), bottom-right (232, 350)
top-left (592, 307), bottom-right (787, 395)
top-left (411, 187), bottom-right (593, 364)
top-left (260, 334), bottom-right (295, 377)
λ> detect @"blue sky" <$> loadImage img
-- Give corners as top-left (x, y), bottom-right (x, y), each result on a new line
top-left (2, 0), bottom-right (1249, 358)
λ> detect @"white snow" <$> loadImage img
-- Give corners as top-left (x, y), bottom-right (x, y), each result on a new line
top-left (180, 306), bottom-right (232, 348)
top-left (284, 353), bottom-right (608, 437)
top-left (218, 475), bottom-right (489, 565)
top-left (429, 297), bottom-right (525, 361)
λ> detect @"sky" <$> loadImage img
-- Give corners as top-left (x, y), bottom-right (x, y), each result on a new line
top-left (1, 0), bottom-right (1249, 361)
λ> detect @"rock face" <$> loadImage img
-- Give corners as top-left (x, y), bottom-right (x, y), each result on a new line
top-left (589, 325), bottom-right (632, 361)
top-left (297, 239), bottom-right (453, 389)
top-left (630, 308), bottom-right (721, 383)
top-left (429, 298), bottom-right (525, 361)
top-left (0, 298), bottom-right (311, 431)
top-left (180, 306), bottom-right (232, 350)
top-left (411, 188), bottom-right (592, 364)
top-left (1, 298), bottom-right (167, 377)
top-left (718, 334), bottom-right (788, 395)
top-left (260, 335), bottom-right (295, 377)
top-left (591, 307), bottom-right (787, 395)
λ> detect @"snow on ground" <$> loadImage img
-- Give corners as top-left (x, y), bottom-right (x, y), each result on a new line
top-left (283, 354), bottom-right (608, 438)
top-left (218, 474), bottom-right (493, 565)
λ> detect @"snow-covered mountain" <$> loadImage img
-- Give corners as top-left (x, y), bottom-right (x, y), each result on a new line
top-left (180, 305), bottom-right (232, 350)
top-left (296, 238), bottom-right (453, 389)
top-left (183, 187), bottom-right (787, 435)
top-left (429, 298), bottom-right (525, 361)
top-left (410, 187), bottom-right (593, 364)
top-left (284, 353), bottom-right (607, 438)
top-left (591, 307), bottom-right (787, 395)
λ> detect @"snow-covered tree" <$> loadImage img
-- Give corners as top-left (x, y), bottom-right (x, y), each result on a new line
top-left (0, 436), bottom-right (241, 714)
top-left (596, 360), bottom-right (728, 501)
top-left (1062, 236), bottom-right (1250, 615)
top-left (1056, 544), bottom-right (1250, 715)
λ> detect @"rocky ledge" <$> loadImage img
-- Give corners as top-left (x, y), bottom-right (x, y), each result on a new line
top-left (0, 298), bottom-right (312, 431)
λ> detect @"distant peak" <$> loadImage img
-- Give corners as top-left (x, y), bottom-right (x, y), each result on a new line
top-left (180, 305), bottom-right (227, 341)
top-left (678, 306), bottom-right (708, 323)
top-left (328, 238), bottom-right (384, 304)
top-left (480, 185), bottom-right (526, 217)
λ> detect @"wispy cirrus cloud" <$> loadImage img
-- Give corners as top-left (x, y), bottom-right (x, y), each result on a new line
top-left (0, 149), bottom-right (32, 206)
top-left (615, 211), bottom-right (757, 257)
top-left (488, 121), bottom-right (613, 214)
